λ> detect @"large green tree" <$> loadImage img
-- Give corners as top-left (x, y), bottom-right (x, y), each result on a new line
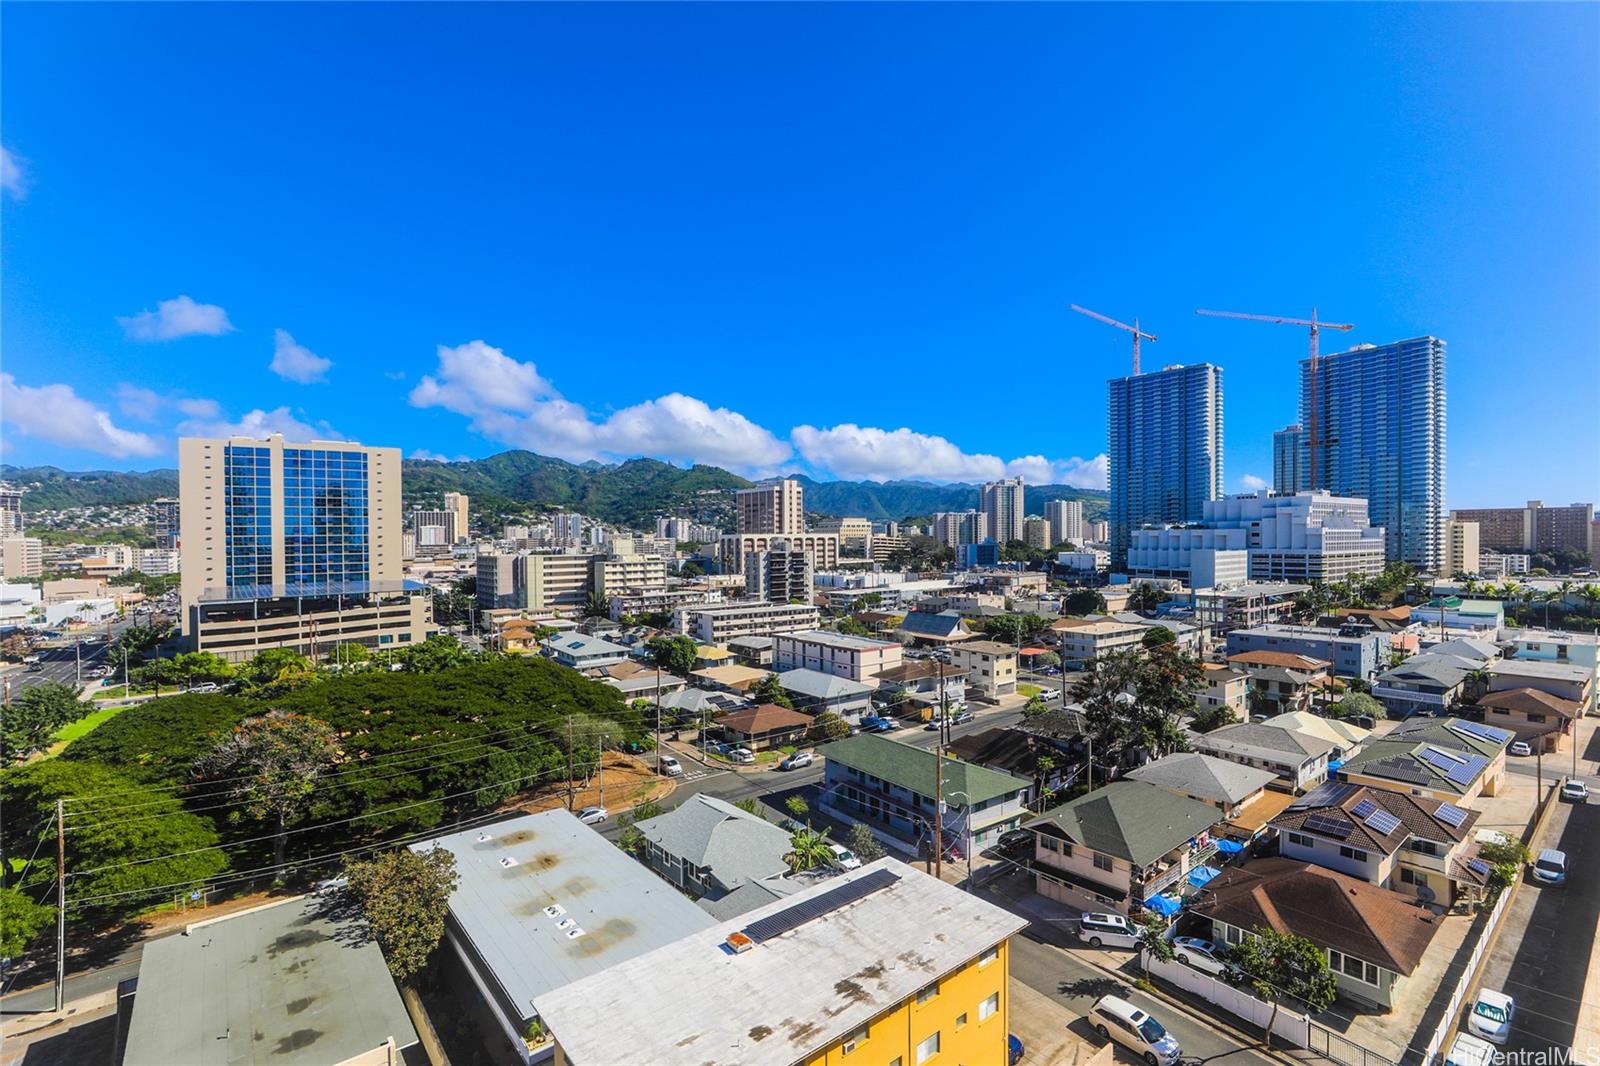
top-left (750, 672), bottom-right (794, 709)
top-left (646, 635), bottom-right (698, 676)
top-left (397, 634), bottom-right (470, 673)
top-left (1061, 589), bottom-right (1108, 616)
top-left (1229, 928), bottom-right (1339, 1049)
top-left (3, 682), bottom-right (86, 763)
top-left (193, 710), bottom-right (342, 874)
top-left (0, 886), bottom-right (55, 958)
top-left (342, 845), bottom-right (460, 985)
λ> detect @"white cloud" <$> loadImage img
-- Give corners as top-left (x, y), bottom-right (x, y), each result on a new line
top-left (179, 406), bottom-right (344, 442)
top-left (410, 340), bottom-right (792, 475)
top-left (117, 295), bottom-right (234, 342)
top-left (269, 329), bottom-right (333, 383)
top-left (0, 374), bottom-right (163, 458)
top-left (1, 146), bottom-right (27, 199)
top-left (790, 423), bottom-right (1109, 488)
top-left (116, 384), bottom-right (222, 422)
top-left (410, 449), bottom-right (471, 462)
top-left (1238, 474), bottom-right (1269, 491)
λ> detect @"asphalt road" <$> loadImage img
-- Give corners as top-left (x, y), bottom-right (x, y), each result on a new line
top-left (4, 640), bottom-right (109, 695)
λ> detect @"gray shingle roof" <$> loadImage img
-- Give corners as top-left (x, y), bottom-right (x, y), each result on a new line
top-left (635, 794), bottom-right (793, 893)
top-left (1193, 722), bottom-right (1335, 761)
top-left (776, 667), bottom-right (874, 699)
top-left (1024, 780), bottom-right (1225, 866)
top-left (818, 734), bottom-right (1029, 806)
top-left (1126, 752), bottom-right (1276, 804)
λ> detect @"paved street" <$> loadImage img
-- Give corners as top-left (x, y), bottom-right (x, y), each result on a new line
top-left (1471, 720), bottom-right (1600, 1061)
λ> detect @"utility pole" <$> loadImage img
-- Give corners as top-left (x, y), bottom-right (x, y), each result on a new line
top-left (54, 799), bottom-right (65, 1013)
top-left (74, 637), bottom-right (81, 687)
top-left (654, 662), bottom-right (663, 764)
top-left (933, 743), bottom-right (944, 882)
top-left (565, 716), bottom-right (575, 811)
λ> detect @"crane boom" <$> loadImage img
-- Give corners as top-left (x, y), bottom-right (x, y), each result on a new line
top-left (1192, 305), bottom-right (1356, 489)
top-left (1071, 304), bottom-right (1156, 375)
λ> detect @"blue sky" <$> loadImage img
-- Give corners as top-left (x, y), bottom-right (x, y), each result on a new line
top-left (2, 3), bottom-right (1596, 506)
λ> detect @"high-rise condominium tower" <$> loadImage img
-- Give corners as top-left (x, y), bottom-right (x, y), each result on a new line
top-left (737, 480), bottom-right (805, 535)
top-left (980, 477), bottom-right (1025, 546)
top-left (1301, 337), bottom-right (1446, 569)
top-left (1272, 426), bottom-right (1304, 495)
top-left (1045, 500), bottom-right (1083, 544)
top-left (1107, 363), bottom-right (1225, 568)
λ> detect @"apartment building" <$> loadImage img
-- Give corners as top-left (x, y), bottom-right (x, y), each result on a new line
top-left (0, 537), bottom-right (44, 580)
top-left (1451, 500), bottom-right (1596, 556)
top-left (1301, 338), bottom-right (1447, 568)
top-left (1226, 623), bottom-right (1391, 680)
top-left (133, 547), bottom-right (180, 576)
top-left (773, 630), bottom-right (903, 682)
top-left (592, 552), bottom-right (668, 599)
top-left (607, 586), bottom-right (720, 622)
top-left (1053, 616), bottom-right (1147, 666)
top-left (931, 510), bottom-right (989, 548)
top-left (743, 538), bottom-right (814, 602)
top-left (1443, 518), bottom-right (1480, 577)
top-left (981, 477), bottom-right (1026, 546)
top-left (150, 496), bottom-right (179, 549)
top-left (947, 640), bottom-right (1019, 700)
top-left (1023, 517), bottom-right (1052, 549)
top-left (675, 601), bottom-right (820, 643)
top-left (736, 479), bottom-right (805, 535)
top-left (720, 532), bottom-right (839, 572)
top-left (1045, 499), bottom-right (1083, 543)
top-left (812, 516), bottom-right (872, 551)
top-left (178, 434), bottom-right (434, 660)
top-left (1272, 425), bottom-right (1303, 495)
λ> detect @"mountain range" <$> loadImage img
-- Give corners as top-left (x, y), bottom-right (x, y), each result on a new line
top-left (3, 451), bottom-right (1107, 529)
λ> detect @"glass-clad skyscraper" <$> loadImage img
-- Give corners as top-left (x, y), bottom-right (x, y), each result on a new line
top-left (1300, 337), bottom-right (1446, 570)
top-left (1107, 363), bottom-right (1225, 569)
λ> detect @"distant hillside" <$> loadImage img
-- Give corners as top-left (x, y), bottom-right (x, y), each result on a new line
top-left (5, 450), bottom-right (1107, 529)
top-left (2, 466), bottom-right (179, 511)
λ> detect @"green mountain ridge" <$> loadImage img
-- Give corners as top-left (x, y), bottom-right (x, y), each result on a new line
top-left (4, 451), bottom-right (1107, 528)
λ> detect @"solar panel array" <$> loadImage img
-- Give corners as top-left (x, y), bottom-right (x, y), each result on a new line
top-left (1351, 799), bottom-right (1379, 820)
top-left (1292, 780), bottom-right (1359, 811)
top-left (1303, 813), bottom-right (1355, 839)
top-left (1467, 858), bottom-right (1491, 877)
top-left (743, 868), bottom-right (900, 943)
top-left (1449, 721), bottom-right (1514, 746)
top-left (1434, 802), bottom-right (1469, 828)
top-left (1364, 809), bottom-right (1403, 836)
top-left (1445, 755), bottom-right (1488, 787)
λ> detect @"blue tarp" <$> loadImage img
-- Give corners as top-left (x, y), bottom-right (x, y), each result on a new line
top-left (1142, 893), bottom-right (1182, 917)
top-left (1329, 759), bottom-right (1345, 773)
top-left (1214, 838), bottom-right (1245, 855)
top-left (1187, 865), bottom-right (1221, 888)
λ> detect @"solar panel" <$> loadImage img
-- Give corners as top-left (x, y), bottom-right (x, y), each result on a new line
top-left (743, 869), bottom-right (900, 943)
top-left (1302, 813), bottom-right (1355, 839)
top-left (1434, 802), bottom-right (1469, 828)
top-left (1445, 755), bottom-right (1488, 788)
top-left (1292, 780), bottom-right (1359, 811)
top-left (1351, 799), bottom-right (1379, 820)
top-left (1364, 809), bottom-right (1402, 836)
top-left (1467, 858), bottom-right (1491, 877)
top-left (1448, 721), bottom-right (1514, 745)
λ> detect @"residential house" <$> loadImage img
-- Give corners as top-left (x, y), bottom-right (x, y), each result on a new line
top-left (634, 794), bottom-right (796, 901)
top-left (1372, 655), bottom-right (1473, 720)
top-left (777, 668), bottom-right (875, 719)
top-left (1198, 664), bottom-right (1249, 719)
top-left (818, 734), bottom-right (1031, 854)
top-left (1189, 722), bottom-right (1334, 793)
top-left (1501, 628), bottom-right (1600, 694)
top-left (1270, 780), bottom-right (1488, 907)
top-left (874, 659), bottom-right (969, 719)
top-left (689, 663), bottom-right (774, 695)
top-left (948, 640), bottom-right (1019, 700)
top-left (1025, 780), bottom-right (1227, 913)
top-left (120, 893), bottom-right (420, 1066)
top-left (1486, 659), bottom-right (1596, 716)
top-left (1110, 613), bottom-right (1207, 656)
top-left (693, 644), bottom-right (735, 669)
top-left (1475, 688), bottom-right (1580, 752)
top-left (948, 727), bottom-right (1069, 807)
top-left (1191, 858), bottom-right (1444, 1010)
top-left (542, 632), bottom-right (630, 670)
top-left (716, 703), bottom-right (815, 750)
top-left (531, 860), bottom-right (1027, 1066)
top-left (1226, 650), bottom-right (1335, 717)
top-left (1337, 717), bottom-right (1510, 803)
top-left (658, 687), bottom-right (746, 727)
top-left (1259, 711), bottom-right (1371, 759)
top-left (896, 609), bottom-right (973, 646)
top-left (596, 659), bottom-right (687, 701)
top-left (419, 810), bottom-right (716, 1064)
top-left (1125, 752), bottom-right (1277, 819)
top-left (774, 630), bottom-right (903, 682)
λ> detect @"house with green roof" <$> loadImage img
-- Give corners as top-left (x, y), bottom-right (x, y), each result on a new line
top-left (1023, 780), bottom-right (1227, 914)
top-left (817, 734), bottom-right (1030, 856)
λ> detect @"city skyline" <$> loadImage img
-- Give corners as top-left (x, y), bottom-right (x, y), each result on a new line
top-left (2, 4), bottom-right (1596, 507)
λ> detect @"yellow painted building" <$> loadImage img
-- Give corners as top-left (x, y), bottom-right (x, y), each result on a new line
top-left (535, 859), bottom-right (1026, 1066)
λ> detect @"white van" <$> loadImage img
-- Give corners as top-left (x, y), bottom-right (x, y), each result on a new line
top-left (1443, 1032), bottom-right (1496, 1066)
top-left (1087, 995), bottom-right (1182, 1066)
top-left (658, 755), bottom-right (683, 777)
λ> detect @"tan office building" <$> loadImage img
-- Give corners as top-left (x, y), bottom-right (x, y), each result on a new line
top-left (179, 434), bottom-right (433, 661)
top-left (736, 479), bottom-right (805, 535)
top-left (1443, 519), bottom-right (1480, 578)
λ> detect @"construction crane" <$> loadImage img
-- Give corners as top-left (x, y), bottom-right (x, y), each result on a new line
top-left (1070, 304), bottom-right (1156, 376)
top-left (1194, 307), bottom-right (1354, 488)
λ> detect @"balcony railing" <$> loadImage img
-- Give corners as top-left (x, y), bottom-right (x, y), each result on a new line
top-left (1136, 841), bottom-right (1220, 898)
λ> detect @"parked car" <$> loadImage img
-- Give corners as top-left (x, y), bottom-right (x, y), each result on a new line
top-left (859, 715), bottom-right (896, 733)
top-left (728, 747), bottom-right (755, 765)
top-left (1008, 1033), bottom-right (1024, 1064)
top-left (779, 751), bottom-right (814, 771)
top-left (189, 683), bottom-right (222, 694)
top-left (827, 844), bottom-right (862, 870)
top-left (658, 755), bottom-right (684, 777)
top-left (1531, 848), bottom-right (1567, 886)
top-left (1561, 779), bottom-right (1589, 803)
top-left (1076, 913), bottom-right (1138, 949)
top-left (1443, 1032), bottom-right (1496, 1066)
top-left (1466, 988), bottom-right (1515, 1045)
top-left (577, 806), bottom-right (608, 825)
top-left (1087, 994), bottom-right (1182, 1066)
top-left (778, 818), bottom-right (803, 833)
top-left (1171, 936), bottom-right (1230, 976)
top-left (950, 709), bottom-right (974, 725)
top-left (1507, 740), bottom-right (1532, 757)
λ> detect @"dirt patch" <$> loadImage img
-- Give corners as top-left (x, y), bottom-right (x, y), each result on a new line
top-left (505, 751), bottom-right (676, 816)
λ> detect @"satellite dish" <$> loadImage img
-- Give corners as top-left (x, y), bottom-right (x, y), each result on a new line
top-left (1416, 884), bottom-right (1436, 903)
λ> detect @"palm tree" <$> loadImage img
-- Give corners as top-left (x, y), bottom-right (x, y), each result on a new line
top-left (785, 826), bottom-right (835, 873)
top-left (1581, 584), bottom-right (1600, 622)
top-left (1464, 668), bottom-right (1491, 703)
top-left (1461, 576), bottom-right (1481, 597)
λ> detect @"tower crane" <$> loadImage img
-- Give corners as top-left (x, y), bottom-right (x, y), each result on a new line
top-left (1194, 307), bottom-right (1354, 489)
top-left (1070, 304), bottom-right (1156, 376)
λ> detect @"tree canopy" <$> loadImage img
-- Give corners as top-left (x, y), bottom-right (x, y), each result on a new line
top-left (3, 682), bottom-right (87, 764)
top-left (342, 845), bottom-right (459, 985)
top-left (646, 635), bottom-right (698, 676)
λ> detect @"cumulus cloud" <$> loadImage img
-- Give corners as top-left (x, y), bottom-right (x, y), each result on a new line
top-left (116, 384), bottom-right (222, 422)
top-left (179, 406), bottom-right (345, 442)
top-left (1, 374), bottom-right (163, 458)
top-left (269, 329), bottom-right (333, 383)
top-left (410, 449), bottom-right (471, 462)
top-left (410, 340), bottom-right (792, 475)
top-left (1, 146), bottom-right (27, 199)
top-left (117, 295), bottom-right (234, 342)
top-left (790, 423), bottom-right (1109, 488)
top-left (1238, 474), bottom-right (1269, 491)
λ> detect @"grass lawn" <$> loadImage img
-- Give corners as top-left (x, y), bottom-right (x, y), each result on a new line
top-left (49, 704), bottom-right (131, 750)
top-left (92, 684), bottom-right (179, 700)
top-left (1018, 683), bottom-right (1041, 698)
